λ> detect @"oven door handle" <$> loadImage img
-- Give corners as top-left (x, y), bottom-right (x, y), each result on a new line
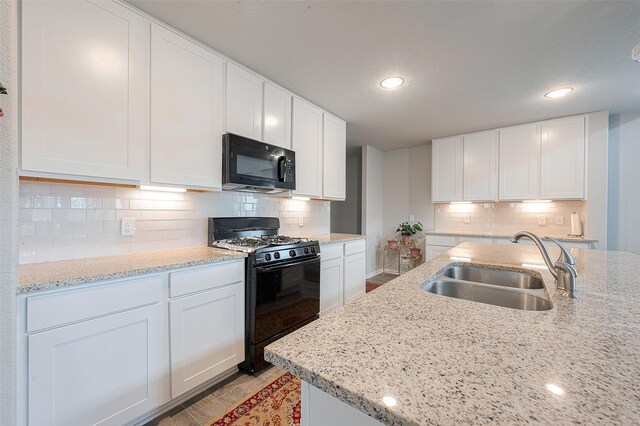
top-left (255, 256), bottom-right (319, 273)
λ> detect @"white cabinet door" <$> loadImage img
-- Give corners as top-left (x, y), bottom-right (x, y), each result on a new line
top-left (21, 0), bottom-right (149, 181)
top-left (169, 283), bottom-right (244, 398)
top-left (463, 131), bottom-right (498, 201)
top-left (431, 136), bottom-right (463, 202)
top-left (320, 256), bottom-right (344, 316)
top-left (226, 63), bottom-right (263, 141)
top-left (292, 97), bottom-right (323, 198)
top-left (28, 304), bottom-right (167, 426)
top-left (540, 116), bottom-right (586, 200)
top-left (322, 113), bottom-right (347, 200)
top-left (344, 251), bottom-right (366, 304)
top-left (150, 24), bottom-right (224, 189)
top-left (499, 124), bottom-right (541, 200)
top-left (426, 245), bottom-right (452, 260)
top-left (263, 82), bottom-right (292, 149)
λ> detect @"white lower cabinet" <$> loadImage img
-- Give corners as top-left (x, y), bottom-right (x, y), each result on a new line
top-left (169, 282), bottom-right (244, 398)
top-left (319, 239), bottom-right (366, 316)
top-left (426, 245), bottom-right (454, 260)
top-left (27, 303), bottom-right (167, 426)
top-left (320, 248), bottom-right (344, 317)
top-left (344, 251), bottom-right (366, 304)
top-left (18, 260), bottom-right (246, 426)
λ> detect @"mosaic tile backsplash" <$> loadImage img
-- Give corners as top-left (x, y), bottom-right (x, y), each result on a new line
top-left (434, 200), bottom-right (586, 236)
top-left (19, 181), bottom-right (330, 264)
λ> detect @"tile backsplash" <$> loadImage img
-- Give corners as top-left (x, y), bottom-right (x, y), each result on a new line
top-left (434, 200), bottom-right (585, 236)
top-left (19, 181), bottom-right (330, 264)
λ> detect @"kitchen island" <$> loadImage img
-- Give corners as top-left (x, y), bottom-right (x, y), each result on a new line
top-left (265, 243), bottom-right (640, 425)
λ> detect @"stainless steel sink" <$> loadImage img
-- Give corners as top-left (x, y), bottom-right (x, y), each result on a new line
top-left (440, 265), bottom-right (543, 289)
top-left (422, 279), bottom-right (552, 311)
top-left (422, 265), bottom-right (552, 311)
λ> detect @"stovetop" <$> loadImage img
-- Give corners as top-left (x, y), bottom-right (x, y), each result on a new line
top-left (211, 235), bottom-right (313, 253)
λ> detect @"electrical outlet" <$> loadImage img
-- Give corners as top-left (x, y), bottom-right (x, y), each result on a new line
top-left (409, 214), bottom-right (415, 222)
top-left (298, 217), bottom-right (304, 226)
top-left (555, 216), bottom-right (564, 225)
top-left (538, 216), bottom-right (547, 226)
top-left (121, 218), bottom-right (136, 236)
top-left (463, 216), bottom-right (470, 224)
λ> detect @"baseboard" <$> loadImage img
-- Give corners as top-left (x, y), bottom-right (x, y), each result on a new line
top-left (366, 269), bottom-right (383, 279)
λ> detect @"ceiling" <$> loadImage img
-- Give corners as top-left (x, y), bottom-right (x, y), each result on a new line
top-left (127, 0), bottom-right (640, 152)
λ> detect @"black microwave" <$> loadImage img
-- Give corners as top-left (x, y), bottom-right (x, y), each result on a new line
top-left (222, 133), bottom-right (296, 193)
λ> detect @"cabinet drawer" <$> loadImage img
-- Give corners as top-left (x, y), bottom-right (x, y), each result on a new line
top-left (170, 260), bottom-right (244, 298)
top-left (425, 235), bottom-right (457, 246)
top-left (344, 239), bottom-right (366, 256)
top-left (321, 243), bottom-right (343, 261)
top-left (27, 275), bottom-right (162, 333)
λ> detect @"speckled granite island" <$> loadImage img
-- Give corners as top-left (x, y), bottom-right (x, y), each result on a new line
top-left (265, 243), bottom-right (640, 425)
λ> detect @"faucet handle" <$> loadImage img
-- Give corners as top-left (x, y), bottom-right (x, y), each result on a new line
top-left (545, 237), bottom-right (576, 266)
top-left (555, 261), bottom-right (580, 299)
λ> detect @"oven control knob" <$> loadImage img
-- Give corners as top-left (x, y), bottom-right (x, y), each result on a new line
top-left (274, 252), bottom-right (280, 259)
top-left (265, 253), bottom-right (271, 261)
top-left (304, 247), bottom-right (309, 254)
top-left (289, 250), bottom-right (296, 257)
top-left (310, 247), bottom-right (316, 253)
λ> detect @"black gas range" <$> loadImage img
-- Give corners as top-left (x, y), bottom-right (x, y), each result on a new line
top-left (208, 217), bottom-right (321, 373)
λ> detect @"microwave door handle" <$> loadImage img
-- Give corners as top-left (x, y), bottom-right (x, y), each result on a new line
top-left (277, 156), bottom-right (286, 182)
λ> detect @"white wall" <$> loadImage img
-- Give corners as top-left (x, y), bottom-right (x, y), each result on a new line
top-left (330, 153), bottom-right (361, 234)
top-left (0, 0), bottom-right (19, 423)
top-left (362, 146), bottom-right (384, 275)
top-left (382, 146), bottom-right (433, 256)
top-left (362, 145), bottom-right (433, 276)
top-left (608, 110), bottom-right (640, 254)
top-left (19, 181), bottom-right (331, 263)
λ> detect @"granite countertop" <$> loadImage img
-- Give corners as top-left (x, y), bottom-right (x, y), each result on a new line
top-left (265, 243), bottom-right (640, 425)
top-left (426, 230), bottom-right (598, 243)
top-left (303, 233), bottom-right (366, 245)
top-left (18, 247), bottom-right (247, 294)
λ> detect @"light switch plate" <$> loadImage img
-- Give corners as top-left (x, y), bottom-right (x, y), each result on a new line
top-left (463, 216), bottom-right (470, 224)
top-left (121, 218), bottom-right (136, 236)
top-left (555, 216), bottom-right (564, 225)
top-left (409, 214), bottom-right (415, 221)
top-left (538, 216), bottom-right (547, 226)
top-left (298, 217), bottom-right (304, 226)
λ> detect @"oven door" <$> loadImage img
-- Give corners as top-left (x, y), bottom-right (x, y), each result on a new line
top-left (251, 256), bottom-right (320, 344)
top-left (223, 133), bottom-right (296, 191)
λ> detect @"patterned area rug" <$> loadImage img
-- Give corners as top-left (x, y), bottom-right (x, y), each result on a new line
top-left (207, 372), bottom-right (301, 426)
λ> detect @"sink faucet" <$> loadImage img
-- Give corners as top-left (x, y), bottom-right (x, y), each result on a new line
top-left (510, 231), bottom-right (580, 299)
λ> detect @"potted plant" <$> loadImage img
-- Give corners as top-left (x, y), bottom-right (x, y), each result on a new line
top-left (409, 247), bottom-right (422, 258)
top-left (396, 221), bottom-right (423, 243)
top-left (387, 240), bottom-right (399, 249)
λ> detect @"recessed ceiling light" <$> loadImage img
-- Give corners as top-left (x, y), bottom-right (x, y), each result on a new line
top-left (544, 87), bottom-right (573, 98)
top-left (380, 77), bottom-right (404, 89)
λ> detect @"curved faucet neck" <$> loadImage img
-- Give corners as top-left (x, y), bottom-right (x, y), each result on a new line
top-left (510, 231), bottom-right (558, 279)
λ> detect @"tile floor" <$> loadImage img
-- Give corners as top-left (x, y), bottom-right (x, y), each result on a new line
top-left (367, 272), bottom-right (397, 285)
top-left (146, 366), bottom-right (285, 426)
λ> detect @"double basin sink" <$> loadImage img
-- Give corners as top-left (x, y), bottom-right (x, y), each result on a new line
top-left (422, 265), bottom-right (552, 311)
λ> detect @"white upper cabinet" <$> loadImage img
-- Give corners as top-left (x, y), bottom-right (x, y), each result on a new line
top-left (540, 115), bottom-right (586, 200)
top-left (21, 0), bottom-right (149, 181)
top-left (292, 97), bottom-right (324, 198)
top-left (463, 131), bottom-right (498, 201)
top-left (322, 113), bottom-right (347, 200)
top-left (150, 24), bottom-right (224, 189)
top-left (431, 136), bottom-right (463, 202)
top-left (499, 124), bottom-right (541, 200)
top-left (263, 82), bottom-right (292, 149)
top-left (225, 63), bottom-right (263, 141)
